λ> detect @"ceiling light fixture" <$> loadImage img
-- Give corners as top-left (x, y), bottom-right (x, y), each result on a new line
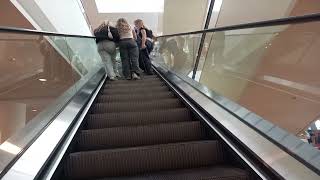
top-left (38, 78), bottom-right (47, 82)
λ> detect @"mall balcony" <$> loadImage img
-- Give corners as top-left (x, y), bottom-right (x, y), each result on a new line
top-left (0, 0), bottom-right (320, 179)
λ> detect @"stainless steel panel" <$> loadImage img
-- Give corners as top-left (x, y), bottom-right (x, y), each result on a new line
top-left (1, 69), bottom-right (105, 180)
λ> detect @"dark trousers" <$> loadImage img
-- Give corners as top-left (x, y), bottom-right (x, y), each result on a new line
top-left (137, 40), bottom-right (154, 74)
top-left (139, 48), bottom-right (153, 74)
top-left (119, 39), bottom-right (141, 78)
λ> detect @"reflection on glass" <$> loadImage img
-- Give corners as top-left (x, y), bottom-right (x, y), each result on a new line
top-left (65, 37), bottom-right (103, 90)
top-left (199, 22), bottom-right (320, 150)
top-left (156, 34), bottom-right (201, 76)
top-left (153, 21), bottom-right (320, 151)
top-left (0, 32), bottom-right (103, 161)
top-left (0, 33), bottom-right (76, 145)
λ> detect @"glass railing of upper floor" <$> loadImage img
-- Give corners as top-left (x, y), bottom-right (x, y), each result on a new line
top-left (152, 13), bottom-right (320, 174)
top-left (0, 27), bottom-right (104, 175)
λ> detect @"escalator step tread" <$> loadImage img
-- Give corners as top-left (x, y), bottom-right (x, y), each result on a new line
top-left (109, 78), bottom-right (161, 84)
top-left (77, 121), bottom-right (204, 151)
top-left (105, 81), bottom-right (165, 88)
top-left (86, 108), bottom-right (193, 129)
top-left (65, 140), bottom-right (224, 179)
top-left (104, 84), bottom-right (166, 91)
top-left (102, 86), bottom-right (169, 94)
top-left (91, 98), bottom-right (183, 113)
top-left (97, 166), bottom-right (249, 180)
top-left (96, 92), bottom-right (175, 103)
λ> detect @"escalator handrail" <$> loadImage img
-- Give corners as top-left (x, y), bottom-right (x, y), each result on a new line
top-left (0, 26), bottom-right (95, 38)
top-left (157, 13), bottom-right (320, 38)
top-left (1, 13), bottom-right (320, 40)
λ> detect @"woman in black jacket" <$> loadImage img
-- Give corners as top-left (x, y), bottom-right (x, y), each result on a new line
top-left (94, 20), bottom-right (120, 80)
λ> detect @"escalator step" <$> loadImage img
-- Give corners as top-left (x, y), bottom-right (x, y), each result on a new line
top-left (86, 108), bottom-right (193, 129)
top-left (102, 86), bottom-right (169, 95)
top-left (110, 78), bottom-right (161, 84)
top-left (91, 99), bottom-right (183, 113)
top-left (96, 92), bottom-right (175, 103)
top-left (140, 75), bottom-right (159, 79)
top-left (103, 84), bottom-right (168, 91)
top-left (77, 121), bottom-right (204, 151)
top-left (99, 166), bottom-right (249, 180)
top-left (105, 81), bottom-right (165, 89)
top-left (65, 140), bottom-right (224, 179)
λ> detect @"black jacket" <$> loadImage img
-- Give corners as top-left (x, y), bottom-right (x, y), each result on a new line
top-left (136, 27), bottom-right (154, 39)
top-left (94, 26), bottom-right (120, 43)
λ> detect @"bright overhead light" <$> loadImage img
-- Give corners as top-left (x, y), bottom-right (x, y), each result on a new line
top-left (38, 78), bottom-right (47, 82)
top-left (0, 142), bottom-right (21, 155)
top-left (32, 109), bottom-right (38, 112)
top-left (95, 0), bottom-right (164, 13)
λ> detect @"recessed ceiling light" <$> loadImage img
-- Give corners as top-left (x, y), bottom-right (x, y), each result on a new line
top-left (9, 57), bottom-right (16, 61)
top-left (38, 78), bottom-right (47, 82)
top-left (32, 109), bottom-right (37, 112)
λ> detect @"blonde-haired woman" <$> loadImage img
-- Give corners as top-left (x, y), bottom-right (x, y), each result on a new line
top-left (116, 18), bottom-right (141, 80)
top-left (134, 19), bottom-right (154, 75)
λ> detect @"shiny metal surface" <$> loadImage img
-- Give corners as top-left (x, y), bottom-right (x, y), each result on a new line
top-left (1, 69), bottom-right (105, 180)
top-left (0, 80), bottom-right (76, 175)
top-left (40, 75), bottom-right (106, 180)
top-left (153, 63), bottom-right (320, 179)
top-left (153, 66), bottom-right (270, 179)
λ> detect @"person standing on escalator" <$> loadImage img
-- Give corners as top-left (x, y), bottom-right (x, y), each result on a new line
top-left (134, 19), bottom-right (154, 75)
top-left (116, 18), bottom-right (141, 80)
top-left (94, 20), bottom-right (120, 81)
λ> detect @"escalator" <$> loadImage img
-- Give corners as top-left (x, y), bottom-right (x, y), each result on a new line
top-left (57, 75), bottom-right (250, 179)
top-left (1, 12), bottom-right (320, 180)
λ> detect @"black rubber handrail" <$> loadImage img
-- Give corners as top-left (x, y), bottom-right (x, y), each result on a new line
top-left (1, 13), bottom-right (319, 39)
top-left (158, 13), bottom-right (320, 38)
top-left (0, 26), bottom-right (95, 38)
top-left (1, 13), bottom-right (320, 39)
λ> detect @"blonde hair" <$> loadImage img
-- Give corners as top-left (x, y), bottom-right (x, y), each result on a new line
top-left (116, 18), bottom-right (131, 34)
top-left (134, 19), bottom-right (145, 28)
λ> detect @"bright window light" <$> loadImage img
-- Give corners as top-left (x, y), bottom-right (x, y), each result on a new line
top-left (315, 120), bottom-right (320, 130)
top-left (95, 0), bottom-right (164, 13)
top-left (212, 0), bottom-right (223, 12)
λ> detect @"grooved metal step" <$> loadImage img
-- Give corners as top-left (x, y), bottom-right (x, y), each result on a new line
top-left (96, 92), bottom-right (175, 103)
top-left (109, 78), bottom-right (161, 84)
top-left (100, 166), bottom-right (249, 180)
top-left (86, 108), bottom-right (193, 129)
top-left (91, 98), bottom-right (183, 113)
top-left (77, 121), bottom-right (204, 151)
top-left (102, 86), bottom-right (169, 95)
top-left (65, 141), bottom-right (224, 179)
top-left (105, 81), bottom-right (165, 89)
